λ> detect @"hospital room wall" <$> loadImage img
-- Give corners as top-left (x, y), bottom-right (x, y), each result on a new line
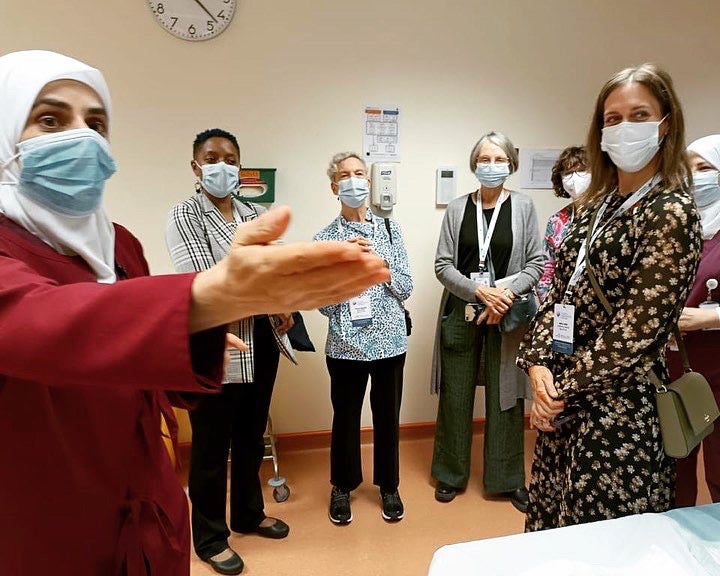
top-left (3, 0), bottom-right (720, 437)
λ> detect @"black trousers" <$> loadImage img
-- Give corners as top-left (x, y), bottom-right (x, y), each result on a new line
top-left (188, 316), bottom-right (280, 560)
top-left (327, 353), bottom-right (406, 493)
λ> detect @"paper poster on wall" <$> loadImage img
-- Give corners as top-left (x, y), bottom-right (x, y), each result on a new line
top-left (518, 149), bottom-right (561, 189)
top-left (363, 105), bottom-right (400, 163)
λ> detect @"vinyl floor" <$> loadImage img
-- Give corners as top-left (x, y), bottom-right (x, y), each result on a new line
top-left (184, 430), bottom-right (711, 576)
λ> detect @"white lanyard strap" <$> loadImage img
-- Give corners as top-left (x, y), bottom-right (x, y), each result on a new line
top-left (476, 190), bottom-right (508, 270)
top-left (567, 174), bottom-right (661, 292)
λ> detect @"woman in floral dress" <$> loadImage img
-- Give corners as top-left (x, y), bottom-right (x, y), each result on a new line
top-left (517, 63), bottom-right (702, 531)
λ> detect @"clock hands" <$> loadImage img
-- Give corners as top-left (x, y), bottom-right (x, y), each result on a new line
top-left (192, 0), bottom-right (218, 22)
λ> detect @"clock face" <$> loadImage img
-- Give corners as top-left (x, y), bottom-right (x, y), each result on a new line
top-left (148, 0), bottom-right (237, 42)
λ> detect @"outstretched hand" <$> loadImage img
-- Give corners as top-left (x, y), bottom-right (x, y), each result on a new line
top-left (190, 206), bottom-right (390, 333)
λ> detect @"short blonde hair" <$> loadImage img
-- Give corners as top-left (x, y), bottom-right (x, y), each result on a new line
top-left (468, 132), bottom-right (519, 174)
top-left (326, 152), bottom-right (367, 181)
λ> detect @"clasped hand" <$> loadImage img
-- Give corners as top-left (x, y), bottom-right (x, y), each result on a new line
top-left (474, 285), bottom-right (513, 325)
top-left (528, 365), bottom-right (565, 432)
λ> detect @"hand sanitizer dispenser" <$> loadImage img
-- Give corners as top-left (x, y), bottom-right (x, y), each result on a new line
top-left (371, 163), bottom-right (397, 210)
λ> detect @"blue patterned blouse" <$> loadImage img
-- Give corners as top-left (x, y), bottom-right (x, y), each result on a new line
top-left (313, 211), bottom-right (413, 361)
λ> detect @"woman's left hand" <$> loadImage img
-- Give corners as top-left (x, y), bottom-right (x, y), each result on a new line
top-left (224, 333), bottom-right (249, 374)
top-left (272, 312), bottom-right (295, 334)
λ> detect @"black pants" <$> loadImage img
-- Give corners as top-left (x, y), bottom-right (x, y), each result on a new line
top-left (327, 353), bottom-right (406, 493)
top-left (188, 316), bottom-right (280, 560)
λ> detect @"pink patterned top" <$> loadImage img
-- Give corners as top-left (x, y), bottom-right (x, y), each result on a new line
top-left (537, 204), bottom-right (573, 301)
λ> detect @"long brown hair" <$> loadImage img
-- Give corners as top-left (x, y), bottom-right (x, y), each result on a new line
top-left (579, 63), bottom-right (690, 210)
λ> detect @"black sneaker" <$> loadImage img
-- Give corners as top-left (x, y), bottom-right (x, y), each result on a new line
top-left (328, 487), bottom-right (352, 524)
top-left (380, 489), bottom-right (404, 522)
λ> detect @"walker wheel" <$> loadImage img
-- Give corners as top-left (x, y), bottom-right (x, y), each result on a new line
top-left (273, 484), bottom-right (290, 502)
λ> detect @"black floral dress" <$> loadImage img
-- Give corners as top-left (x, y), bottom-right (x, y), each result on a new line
top-left (517, 182), bottom-right (702, 531)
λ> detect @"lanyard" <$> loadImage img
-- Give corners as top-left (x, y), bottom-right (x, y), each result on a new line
top-left (336, 211), bottom-right (376, 238)
top-left (476, 190), bottom-right (508, 271)
top-left (566, 174), bottom-right (661, 293)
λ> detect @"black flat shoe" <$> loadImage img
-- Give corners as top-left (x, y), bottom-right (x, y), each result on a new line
top-left (434, 482), bottom-right (457, 503)
top-left (243, 517), bottom-right (290, 539)
top-left (206, 548), bottom-right (244, 575)
top-left (507, 487), bottom-right (529, 513)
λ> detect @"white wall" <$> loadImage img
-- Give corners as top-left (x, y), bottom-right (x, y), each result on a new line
top-left (3, 0), bottom-right (720, 433)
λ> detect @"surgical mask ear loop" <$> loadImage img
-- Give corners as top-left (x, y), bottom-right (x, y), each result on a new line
top-left (0, 151), bottom-right (21, 185)
top-left (658, 114), bottom-right (669, 146)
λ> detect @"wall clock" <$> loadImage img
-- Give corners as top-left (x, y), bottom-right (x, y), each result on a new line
top-left (148, 0), bottom-right (237, 41)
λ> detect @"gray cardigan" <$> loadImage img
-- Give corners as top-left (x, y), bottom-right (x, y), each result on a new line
top-left (431, 190), bottom-right (543, 410)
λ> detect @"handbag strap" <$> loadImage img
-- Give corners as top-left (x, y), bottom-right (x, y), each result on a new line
top-left (382, 218), bottom-right (406, 311)
top-left (582, 202), bottom-right (692, 392)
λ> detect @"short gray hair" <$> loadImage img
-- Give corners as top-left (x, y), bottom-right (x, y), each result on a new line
top-left (327, 152), bottom-right (367, 181)
top-left (468, 132), bottom-right (519, 174)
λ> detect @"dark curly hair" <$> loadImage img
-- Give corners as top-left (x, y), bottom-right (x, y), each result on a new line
top-left (193, 128), bottom-right (240, 157)
top-left (550, 146), bottom-right (588, 198)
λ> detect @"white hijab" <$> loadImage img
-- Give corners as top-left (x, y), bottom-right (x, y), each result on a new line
top-left (687, 134), bottom-right (720, 241)
top-left (0, 50), bottom-right (116, 283)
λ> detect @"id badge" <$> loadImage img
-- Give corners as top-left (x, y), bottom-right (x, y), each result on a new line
top-left (349, 294), bottom-right (373, 327)
top-left (552, 303), bottom-right (575, 354)
top-left (471, 271), bottom-right (491, 288)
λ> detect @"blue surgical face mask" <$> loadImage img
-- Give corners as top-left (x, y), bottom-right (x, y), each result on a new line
top-left (337, 176), bottom-right (369, 208)
top-left (474, 162), bottom-right (510, 189)
top-left (199, 161), bottom-right (239, 198)
top-left (692, 170), bottom-right (720, 208)
top-left (16, 128), bottom-right (116, 216)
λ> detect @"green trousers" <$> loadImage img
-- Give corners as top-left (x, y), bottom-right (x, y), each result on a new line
top-left (431, 302), bottom-right (525, 493)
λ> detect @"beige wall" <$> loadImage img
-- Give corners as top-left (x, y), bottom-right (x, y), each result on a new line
top-left (3, 1), bottom-right (720, 435)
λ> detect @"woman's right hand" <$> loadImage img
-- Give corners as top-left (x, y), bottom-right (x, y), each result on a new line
top-left (190, 206), bottom-right (390, 333)
top-left (528, 365), bottom-right (565, 431)
top-left (475, 285), bottom-right (513, 317)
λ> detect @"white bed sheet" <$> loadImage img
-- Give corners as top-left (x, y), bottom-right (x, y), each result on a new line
top-left (428, 504), bottom-right (720, 576)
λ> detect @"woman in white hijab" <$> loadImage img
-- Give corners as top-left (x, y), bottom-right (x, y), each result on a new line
top-left (670, 134), bottom-right (720, 507)
top-left (0, 50), bottom-right (388, 576)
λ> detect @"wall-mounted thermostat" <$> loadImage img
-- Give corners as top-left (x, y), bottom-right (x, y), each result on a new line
top-left (436, 166), bottom-right (457, 205)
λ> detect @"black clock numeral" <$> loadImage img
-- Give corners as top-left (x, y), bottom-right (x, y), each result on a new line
top-left (170, 16), bottom-right (178, 28)
top-left (207, 20), bottom-right (214, 31)
top-left (188, 24), bottom-right (196, 35)
top-left (156, 2), bottom-right (165, 14)
top-left (217, 9), bottom-right (225, 19)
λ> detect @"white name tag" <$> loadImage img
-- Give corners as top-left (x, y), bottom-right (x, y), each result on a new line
top-left (471, 271), bottom-right (491, 287)
top-left (349, 294), bottom-right (373, 327)
top-left (552, 303), bottom-right (575, 354)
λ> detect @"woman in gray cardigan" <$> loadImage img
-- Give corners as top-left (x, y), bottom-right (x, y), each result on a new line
top-left (430, 132), bottom-right (543, 513)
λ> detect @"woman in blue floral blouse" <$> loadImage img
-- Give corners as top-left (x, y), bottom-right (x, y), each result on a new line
top-left (314, 152), bottom-right (413, 526)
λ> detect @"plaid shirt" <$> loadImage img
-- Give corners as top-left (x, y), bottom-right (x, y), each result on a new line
top-left (166, 193), bottom-right (263, 383)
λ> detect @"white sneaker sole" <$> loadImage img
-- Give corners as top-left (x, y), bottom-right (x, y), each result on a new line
top-left (380, 494), bottom-right (405, 521)
top-left (328, 511), bottom-right (353, 524)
